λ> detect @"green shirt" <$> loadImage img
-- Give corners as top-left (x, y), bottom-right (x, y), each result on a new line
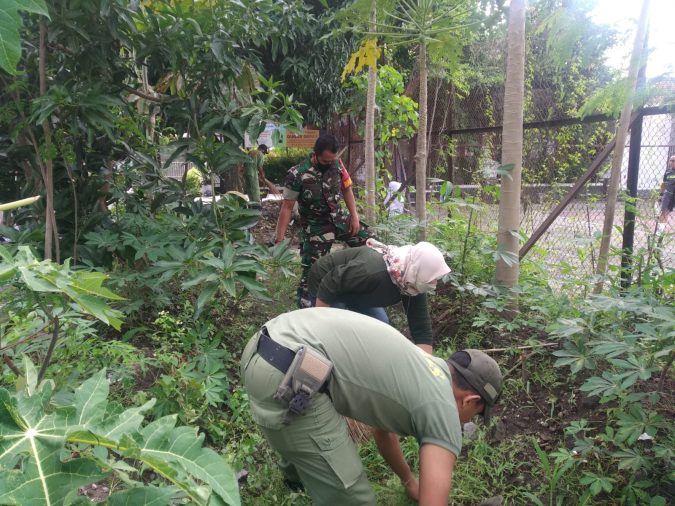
top-left (308, 247), bottom-right (433, 346)
top-left (264, 308), bottom-right (463, 456)
top-left (248, 150), bottom-right (265, 171)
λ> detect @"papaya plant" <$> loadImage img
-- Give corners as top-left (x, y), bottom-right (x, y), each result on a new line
top-left (0, 357), bottom-right (240, 505)
top-left (0, 245), bottom-right (124, 379)
top-left (0, 0), bottom-right (49, 74)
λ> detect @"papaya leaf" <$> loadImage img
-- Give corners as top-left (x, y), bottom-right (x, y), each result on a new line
top-left (0, 381), bottom-right (106, 505)
top-left (136, 416), bottom-right (240, 506)
top-left (106, 486), bottom-right (181, 506)
top-left (0, 363), bottom-right (240, 506)
top-left (5, 247), bottom-right (125, 329)
top-left (0, 0), bottom-right (50, 75)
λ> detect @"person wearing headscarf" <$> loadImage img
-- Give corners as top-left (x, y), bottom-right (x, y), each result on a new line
top-left (308, 238), bottom-right (451, 352)
top-left (385, 180), bottom-right (405, 216)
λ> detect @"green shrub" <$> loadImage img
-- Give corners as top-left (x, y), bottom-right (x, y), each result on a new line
top-left (546, 290), bottom-right (673, 504)
top-left (263, 148), bottom-right (310, 183)
top-left (186, 167), bottom-right (203, 194)
top-left (83, 158), bottom-right (297, 318)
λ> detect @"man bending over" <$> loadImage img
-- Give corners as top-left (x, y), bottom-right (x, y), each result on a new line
top-left (240, 308), bottom-right (503, 505)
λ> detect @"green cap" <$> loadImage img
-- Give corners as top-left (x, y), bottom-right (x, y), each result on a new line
top-left (448, 349), bottom-right (503, 422)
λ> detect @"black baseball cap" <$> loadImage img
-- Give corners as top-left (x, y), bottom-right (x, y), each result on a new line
top-left (448, 349), bottom-right (503, 422)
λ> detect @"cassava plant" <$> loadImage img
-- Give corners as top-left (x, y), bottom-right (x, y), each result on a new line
top-left (548, 290), bottom-right (673, 501)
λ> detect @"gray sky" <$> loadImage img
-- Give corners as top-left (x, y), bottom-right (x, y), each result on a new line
top-left (590, 0), bottom-right (674, 78)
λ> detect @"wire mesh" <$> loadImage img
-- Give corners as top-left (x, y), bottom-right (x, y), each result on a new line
top-left (449, 111), bottom-right (675, 281)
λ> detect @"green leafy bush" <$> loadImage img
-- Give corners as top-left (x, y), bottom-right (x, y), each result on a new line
top-left (547, 291), bottom-right (673, 503)
top-left (138, 308), bottom-right (233, 428)
top-left (263, 148), bottom-right (310, 184)
top-left (85, 188), bottom-right (292, 316)
top-left (186, 167), bottom-right (204, 194)
top-left (0, 358), bottom-right (240, 505)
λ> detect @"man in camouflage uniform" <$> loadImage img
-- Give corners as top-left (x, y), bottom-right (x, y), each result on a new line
top-left (274, 133), bottom-right (371, 307)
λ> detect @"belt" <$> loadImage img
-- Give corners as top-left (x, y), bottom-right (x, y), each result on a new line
top-left (256, 327), bottom-right (329, 393)
top-left (257, 327), bottom-right (296, 373)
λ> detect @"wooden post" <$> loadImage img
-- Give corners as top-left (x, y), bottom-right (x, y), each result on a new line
top-left (594, 0), bottom-right (650, 293)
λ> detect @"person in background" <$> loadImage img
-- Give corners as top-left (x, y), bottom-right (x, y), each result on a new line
top-left (308, 238), bottom-right (450, 353)
top-left (241, 308), bottom-right (504, 505)
top-left (657, 154), bottom-right (675, 233)
top-left (254, 144), bottom-right (282, 197)
top-left (244, 143), bottom-right (282, 203)
top-left (385, 180), bottom-right (405, 217)
top-left (274, 133), bottom-right (371, 307)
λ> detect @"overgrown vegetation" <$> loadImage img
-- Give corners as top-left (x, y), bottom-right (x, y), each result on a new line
top-left (4, 184), bottom-right (671, 504)
top-left (1, 0), bottom-right (673, 504)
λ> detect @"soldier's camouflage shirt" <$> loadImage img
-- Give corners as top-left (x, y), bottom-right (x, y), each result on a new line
top-left (282, 157), bottom-right (353, 227)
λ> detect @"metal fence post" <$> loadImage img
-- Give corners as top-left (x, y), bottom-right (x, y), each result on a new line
top-left (620, 111), bottom-right (643, 288)
top-left (620, 57), bottom-right (647, 289)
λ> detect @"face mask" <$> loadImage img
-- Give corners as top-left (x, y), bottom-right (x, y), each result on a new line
top-left (314, 154), bottom-right (334, 172)
top-left (402, 278), bottom-right (438, 296)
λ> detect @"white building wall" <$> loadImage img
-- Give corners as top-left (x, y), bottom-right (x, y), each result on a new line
top-left (622, 113), bottom-right (674, 190)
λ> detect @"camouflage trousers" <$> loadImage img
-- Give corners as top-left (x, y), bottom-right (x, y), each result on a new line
top-left (297, 216), bottom-right (372, 308)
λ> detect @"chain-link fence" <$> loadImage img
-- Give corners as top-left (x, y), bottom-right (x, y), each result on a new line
top-left (448, 109), bottom-right (675, 280)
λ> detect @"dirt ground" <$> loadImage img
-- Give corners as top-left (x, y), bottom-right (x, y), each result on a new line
top-left (251, 199), bottom-right (301, 247)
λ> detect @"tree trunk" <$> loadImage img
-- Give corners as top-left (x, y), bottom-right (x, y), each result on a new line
top-left (364, 0), bottom-right (377, 224)
top-left (99, 160), bottom-right (112, 214)
top-left (414, 42), bottom-right (428, 240)
top-left (448, 82), bottom-right (455, 181)
top-left (594, 0), bottom-right (650, 294)
top-left (427, 78), bottom-right (441, 157)
top-left (221, 165), bottom-right (243, 193)
top-left (39, 22), bottom-right (59, 262)
top-left (495, 0), bottom-right (526, 288)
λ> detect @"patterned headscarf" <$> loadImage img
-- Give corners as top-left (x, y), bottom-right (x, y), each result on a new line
top-left (366, 239), bottom-right (451, 296)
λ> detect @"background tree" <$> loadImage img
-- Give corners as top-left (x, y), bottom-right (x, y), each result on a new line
top-left (0, 0), bottom-right (309, 262)
top-left (259, 1), bottom-right (357, 127)
top-left (365, 0), bottom-right (378, 223)
top-left (370, 0), bottom-right (474, 239)
top-left (339, 0), bottom-right (397, 223)
top-left (451, 0), bottom-right (617, 186)
top-left (347, 64), bottom-right (419, 163)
